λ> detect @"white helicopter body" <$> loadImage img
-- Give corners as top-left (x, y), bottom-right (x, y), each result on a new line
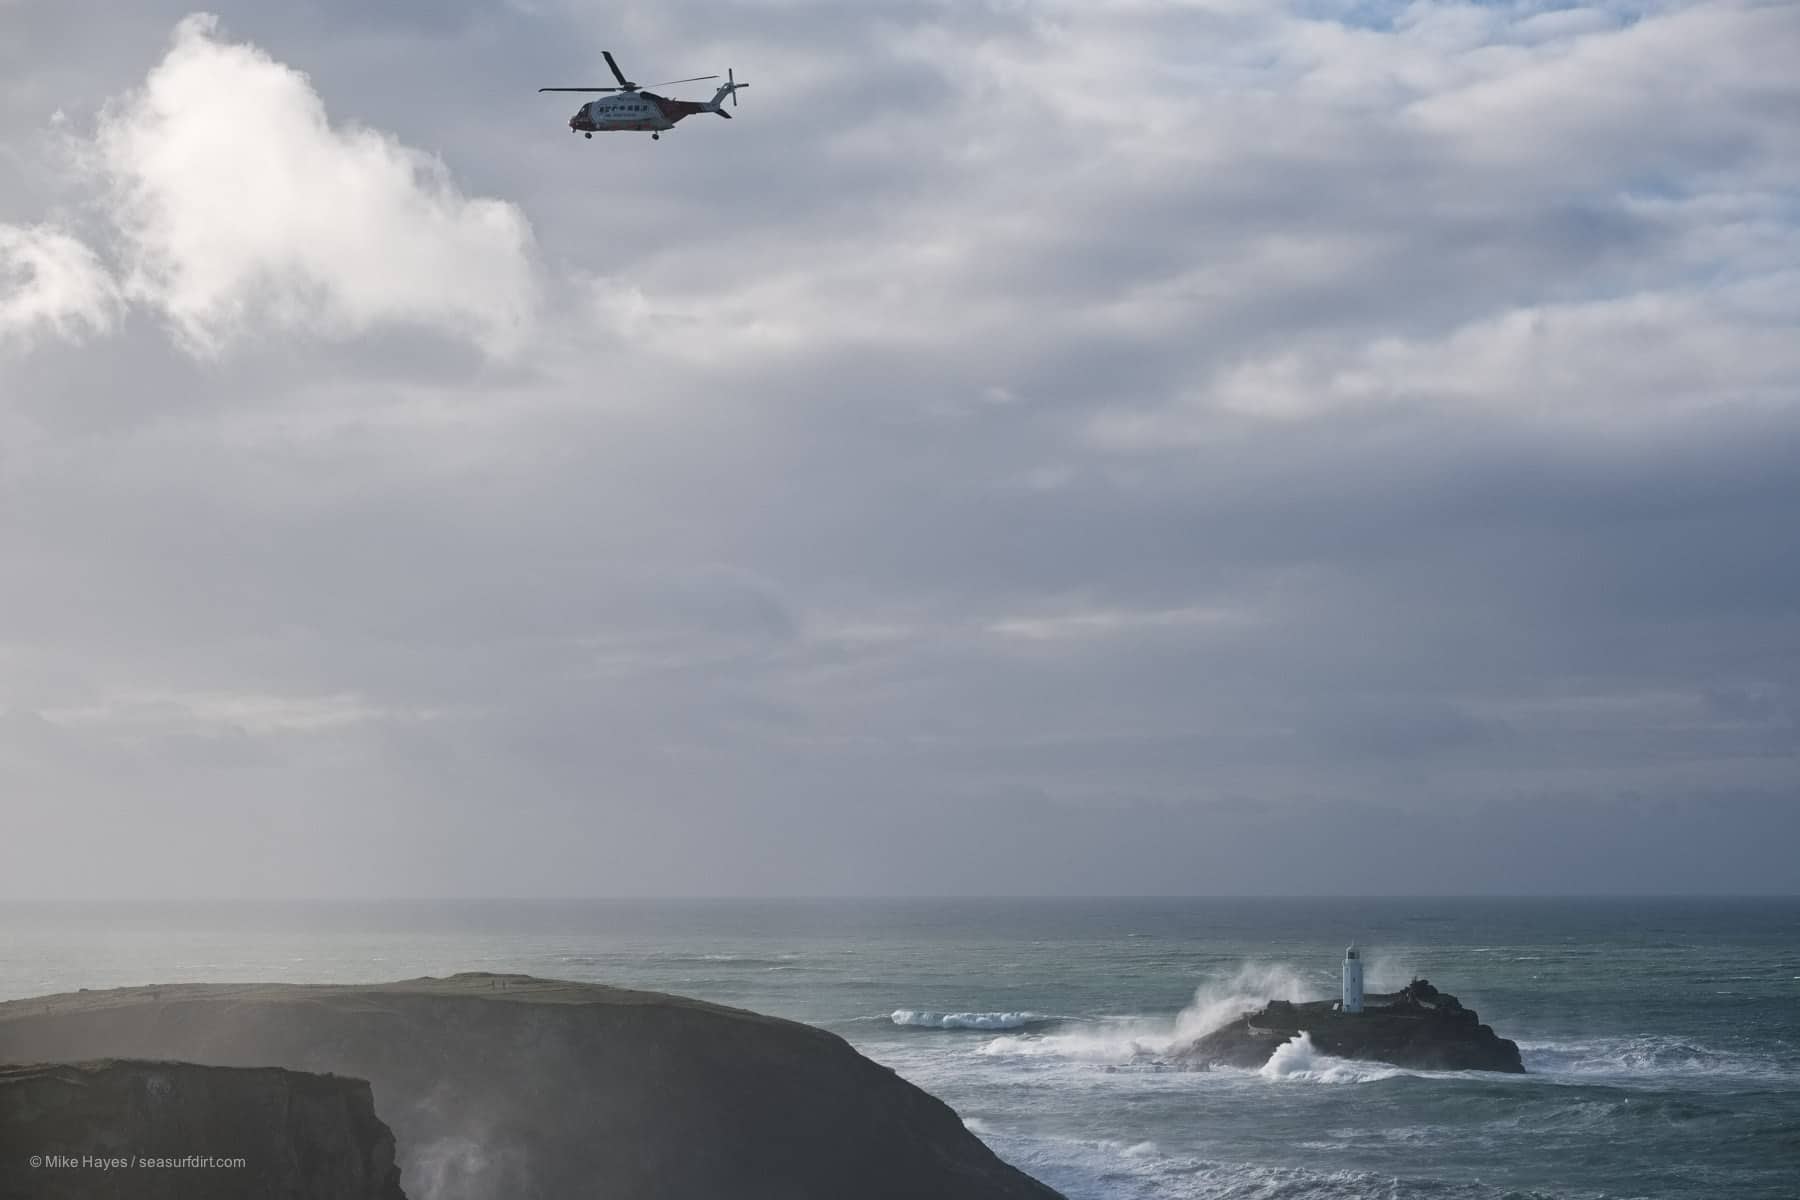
top-left (541, 52), bottom-right (745, 141)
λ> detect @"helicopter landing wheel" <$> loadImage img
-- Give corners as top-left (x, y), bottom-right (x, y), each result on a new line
top-left (584, 132), bottom-right (592, 139)
top-left (652, 133), bottom-right (660, 140)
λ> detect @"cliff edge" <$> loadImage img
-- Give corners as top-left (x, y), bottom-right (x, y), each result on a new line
top-left (0, 974), bottom-right (1063, 1200)
top-left (0, 1059), bottom-right (404, 1200)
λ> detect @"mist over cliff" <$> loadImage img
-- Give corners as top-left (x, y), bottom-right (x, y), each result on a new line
top-left (0, 974), bottom-right (1064, 1200)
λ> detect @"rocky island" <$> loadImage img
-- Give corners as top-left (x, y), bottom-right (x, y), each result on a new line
top-left (0, 974), bottom-right (1064, 1200)
top-left (1176, 977), bottom-right (1525, 1073)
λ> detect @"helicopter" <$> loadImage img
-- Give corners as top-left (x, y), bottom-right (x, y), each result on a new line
top-left (541, 51), bottom-right (746, 141)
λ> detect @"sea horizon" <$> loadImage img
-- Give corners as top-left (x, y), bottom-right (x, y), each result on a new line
top-left (8, 893), bottom-right (1797, 1197)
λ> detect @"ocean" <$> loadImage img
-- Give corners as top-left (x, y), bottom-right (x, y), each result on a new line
top-left (2, 897), bottom-right (1795, 1199)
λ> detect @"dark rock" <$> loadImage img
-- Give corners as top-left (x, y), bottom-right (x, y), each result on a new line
top-left (0, 1058), bottom-right (405, 1199)
top-left (1175, 980), bottom-right (1524, 1073)
top-left (0, 975), bottom-right (1063, 1200)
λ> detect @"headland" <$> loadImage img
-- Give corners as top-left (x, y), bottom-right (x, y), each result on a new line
top-left (0, 973), bottom-right (1065, 1200)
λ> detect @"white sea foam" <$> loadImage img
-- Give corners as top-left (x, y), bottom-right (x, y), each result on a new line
top-left (1257, 1033), bottom-right (1406, 1084)
top-left (970, 962), bottom-right (1327, 1067)
top-left (970, 962), bottom-right (1332, 1070)
top-left (891, 1009), bottom-right (1049, 1031)
top-left (977, 1016), bottom-right (1174, 1063)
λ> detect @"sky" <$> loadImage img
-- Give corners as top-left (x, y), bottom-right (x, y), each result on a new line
top-left (1, 0), bottom-right (1796, 898)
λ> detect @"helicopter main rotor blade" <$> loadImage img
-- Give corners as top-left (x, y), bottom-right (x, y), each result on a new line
top-left (646, 75), bottom-right (719, 87)
top-left (538, 87), bottom-right (625, 92)
top-left (602, 50), bottom-right (633, 89)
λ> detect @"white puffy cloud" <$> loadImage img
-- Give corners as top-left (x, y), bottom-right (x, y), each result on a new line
top-left (0, 222), bottom-right (118, 346)
top-left (93, 14), bottom-right (537, 356)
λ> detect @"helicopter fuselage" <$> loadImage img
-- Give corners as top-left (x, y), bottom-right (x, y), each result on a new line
top-left (570, 92), bottom-right (707, 136)
top-left (545, 56), bottom-right (743, 140)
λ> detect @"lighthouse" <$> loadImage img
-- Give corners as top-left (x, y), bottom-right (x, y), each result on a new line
top-left (1342, 945), bottom-right (1365, 1014)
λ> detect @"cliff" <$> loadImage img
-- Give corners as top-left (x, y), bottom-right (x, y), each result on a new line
top-left (1176, 979), bottom-right (1525, 1073)
top-left (0, 974), bottom-right (1063, 1200)
top-left (0, 1059), bottom-right (404, 1200)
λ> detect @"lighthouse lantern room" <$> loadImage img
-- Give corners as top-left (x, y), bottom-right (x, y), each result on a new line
top-left (1342, 945), bottom-right (1365, 1014)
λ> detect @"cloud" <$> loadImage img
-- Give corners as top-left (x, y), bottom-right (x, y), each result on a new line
top-left (0, 223), bottom-right (118, 346)
top-left (91, 13), bottom-right (537, 357)
top-left (554, 1), bottom-right (1797, 436)
top-left (1089, 278), bottom-right (1800, 436)
top-left (0, 1), bottom-right (1796, 896)
top-left (988, 605), bottom-right (1250, 644)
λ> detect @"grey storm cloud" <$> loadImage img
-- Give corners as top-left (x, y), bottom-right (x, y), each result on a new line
top-left (0, 0), bottom-right (1796, 898)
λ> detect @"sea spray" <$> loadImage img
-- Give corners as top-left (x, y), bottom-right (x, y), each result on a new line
top-left (1170, 962), bottom-right (1319, 1044)
top-left (1359, 950), bottom-right (1424, 996)
top-left (978, 962), bottom-right (1325, 1066)
top-left (977, 1016), bottom-right (1176, 1064)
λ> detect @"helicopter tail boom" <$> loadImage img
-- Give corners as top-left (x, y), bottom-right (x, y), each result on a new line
top-left (707, 69), bottom-right (747, 116)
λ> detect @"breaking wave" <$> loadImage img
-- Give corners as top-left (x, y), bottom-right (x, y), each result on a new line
top-left (1257, 1032), bottom-right (1407, 1084)
top-left (977, 1016), bottom-right (1175, 1063)
top-left (976, 962), bottom-right (1326, 1066)
top-left (891, 1009), bottom-right (1055, 1031)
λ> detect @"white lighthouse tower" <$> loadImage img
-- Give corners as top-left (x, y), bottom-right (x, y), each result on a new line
top-left (1342, 945), bottom-right (1365, 1014)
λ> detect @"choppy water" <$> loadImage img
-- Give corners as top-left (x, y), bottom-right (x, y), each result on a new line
top-left (3, 897), bottom-right (1796, 1199)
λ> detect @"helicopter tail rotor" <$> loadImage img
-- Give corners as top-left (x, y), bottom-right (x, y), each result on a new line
top-left (708, 69), bottom-right (746, 116)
